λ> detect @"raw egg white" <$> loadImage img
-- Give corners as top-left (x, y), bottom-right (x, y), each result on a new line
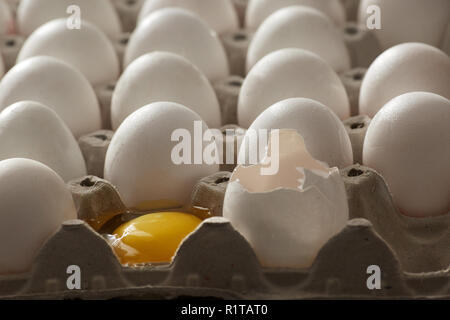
top-left (238, 98), bottom-right (353, 168)
top-left (358, 0), bottom-right (450, 50)
top-left (224, 130), bottom-right (348, 268)
top-left (105, 102), bottom-right (219, 211)
top-left (363, 92), bottom-right (450, 217)
top-left (247, 6), bottom-right (350, 73)
top-left (0, 101), bottom-right (87, 182)
top-left (246, 0), bottom-right (346, 29)
top-left (359, 43), bottom-right (450, 118)
top-left (138, 0), bottom-right (239, 34)
top-left (18, 19), bottom-right (120, 86)
top-left (111, 51), bottom-right (221, 130)
top-left (17, 0), bottom-right (122, 37)
top-left (0, 56), bottom-right (101, 138)
top-left (0, 158), bottom-right (77, 274)
top-left (125, 8), bottom-right (229, 81)
top-left (238, 48), bottom-right (350, 128)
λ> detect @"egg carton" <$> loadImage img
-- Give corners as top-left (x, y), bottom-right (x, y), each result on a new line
top-left (0, 160), bottom-right (448, 300)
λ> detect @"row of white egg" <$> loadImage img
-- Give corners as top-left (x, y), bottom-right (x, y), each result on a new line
top-left (0, 0), bottom-right (449, 273)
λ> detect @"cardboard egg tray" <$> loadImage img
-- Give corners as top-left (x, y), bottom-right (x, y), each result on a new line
top-left (0, 0), bottom-right (448, 300)
top-left (0, 123), bottom-right (448, 300)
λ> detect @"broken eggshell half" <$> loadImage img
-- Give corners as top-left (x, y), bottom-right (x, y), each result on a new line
top-left (223, 129), bottom-right (348, 269)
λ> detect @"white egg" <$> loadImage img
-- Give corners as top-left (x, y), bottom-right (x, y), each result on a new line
top-left (0, 56), bottom-right (101, 138)
top-left (247, 6), bottom-right (350, 73)
top-left (17, 19), bottom-right (120, 86)
top-left (358, 0), bottom-right (450, 50)
top-left (112, 52), bottom-right (221, 130)
top-left (246, 0), bottom-right (346, 29)
top-left (363, 92), bottom-right (450, 218)
top-left (17, 0), bottom-right (122, 37)
top-left (238, 48), bottom-right (350, 128)
top-left (359, 43), bottom-right (450, 118)
top-left (0, 0), bottom-right (12, 36)
top-left (0, 101), bottom-right (87, 182)
top-left (0, 158), bottom-right (77, 274)
top-left (138, 0), bottom-right (239, 34)
top-left (125, 8), bottom-right (229, 81)
top-left (105, 102), bottom-right (219, 211)
top-left (238, 98), bottom-right (353, 168)
top-left (224, 130), bottom-right (348, 268)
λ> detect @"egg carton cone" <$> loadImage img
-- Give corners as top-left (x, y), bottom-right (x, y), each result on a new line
top-left (217, 125), bottom-right (246, 172)
top-left (441, 21), bottom-right (450, 56)
top-left (339, 68), bottom-right (367, 117)
top-left (78, 130), bottom-right (114, 178)
top-left (343, 22), bottom-right (382, 68)
top-left (342, 0), bottom-right (360, 22)
top-left (111, 0), bottom-right (145, 33)
top-left (5, 0), bottom-right (18, 16)
top-left (232, 0), bottom-right (248, 27)
top-left (0, 164), bottom-right (449, 299)
top-left (343, 115), bottom-right (371, 164)
top-left (220, 29), bottom-right (253, 77)
top-left (213, 75), bottom-right (243, 126)
top-left (1, 34), bottom-right (23, 71)
top-left (111, 33), bottom-right (130, 69)
top-left (95, 82), bottom-right (117, 130)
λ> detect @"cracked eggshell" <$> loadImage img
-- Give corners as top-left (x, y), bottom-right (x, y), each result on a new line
top-left (125, 8), bottom-right (229, 81)
top-left (358, 0), bottom-right (450, 50)
top-left (105, 102), bottom-right (219, 211)
top-left (247, 6), bottom-right (350, 73)
top-left (359, 43), bottom-right (450, 118)
top-left (0, 56), bottom-right (102, 138)
top-left (238, 98), bottom-right (353, 168)
top-left (238, 48), bottom-right (350, 128)
top-left (138, 0), bottom-right (239, 34)
top-left (246, 0), bottom-right (346, 30)
top-left (363, 92), bottom-right (450, 218)
top-left (0, 158), bottom-right (77, 274)
top-left (112, 51), bottom-right (221, 130)
top-left (17, 19), bottom-right (120, 86)
top-left (0, 101), bottom-right (87, 182)
top-left (224, 130), bottom-right (348, 268)
top-left (17, 0), bottom-right (122, 37)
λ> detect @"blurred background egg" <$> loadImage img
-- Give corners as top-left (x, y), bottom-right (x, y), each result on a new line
top-left (246, 0), bottom-right (346, 30)
top-left (104, 102), bottom-right (219, 211)
top-left (0, 158), bottom-right (77, 274)
top-left (111, 51), bottom-right (221, 130)
top-left (246, 6), bottom-right (350, 73)
top-left (125, 8), bottom-right (229, 81)
top-left (0, 0), bottom-right (12, 36)
top-left (363, 92), bottom-right (450, 218)
top-left (17, 19), bottom-right (120, 86)
top-left (238, 48), bottom-right (350, 128)
top-left (359, 43), bottom-right (450, 118)
top-left (238, 98), bottom-right (353, 168)
top-left (17, 0), bottom-right (122, 37)
top-left (0, 101), bottom-right (87, 181)
top-left (138, 0), bottom-right (239, 34)
top-left (358, 0), bottom-right (450, 50)
top-left (0, 56), bottom-right (101, 138)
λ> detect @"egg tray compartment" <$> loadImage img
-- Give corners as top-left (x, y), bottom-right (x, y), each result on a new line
top-left (0, 163), bottom-right (448, 300)
top-left (0, 1), bottom-right (448, 300)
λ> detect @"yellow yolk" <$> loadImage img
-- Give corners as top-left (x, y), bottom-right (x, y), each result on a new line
top-left (111, 212), bottom-right (202, 265)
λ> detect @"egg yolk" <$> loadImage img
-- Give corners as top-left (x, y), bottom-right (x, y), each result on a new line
top-left (111, 212), bottom-right (202, 265)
